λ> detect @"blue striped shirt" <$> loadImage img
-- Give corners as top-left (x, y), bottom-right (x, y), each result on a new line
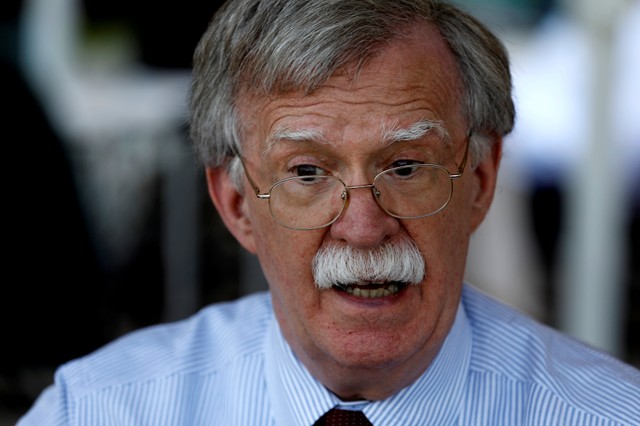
top-left (19, 284), bottom-right (640, 425)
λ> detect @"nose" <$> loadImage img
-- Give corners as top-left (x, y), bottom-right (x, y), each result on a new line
top-left (329, 183), bottom-right (401, 249)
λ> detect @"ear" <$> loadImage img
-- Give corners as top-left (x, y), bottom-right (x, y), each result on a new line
top-left (469, 138), bottom-right (503, 232)
top-left (205, 167), bottom-right (257, 254)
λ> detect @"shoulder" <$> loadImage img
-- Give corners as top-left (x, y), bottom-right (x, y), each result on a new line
top-left (462, 284), bottom-right (640, 424)
top-left (58, 291), bottom-right (274, 398)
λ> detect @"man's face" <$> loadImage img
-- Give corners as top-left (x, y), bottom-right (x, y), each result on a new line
top-left (208, 24), bottom-right (500, 400)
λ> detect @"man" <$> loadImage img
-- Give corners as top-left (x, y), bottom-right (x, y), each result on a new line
top-left (20, 0), bottom-right (639, 425)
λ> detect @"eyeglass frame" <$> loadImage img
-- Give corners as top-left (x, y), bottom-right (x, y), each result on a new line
top-left (235, 130), bottom-right (472, 230)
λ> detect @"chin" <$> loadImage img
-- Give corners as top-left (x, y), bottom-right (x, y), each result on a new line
top-left (326, 330), bottom-right (422, 370)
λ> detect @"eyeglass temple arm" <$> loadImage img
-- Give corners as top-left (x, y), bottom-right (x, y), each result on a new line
top-left (450, 131), bottom-right (472, 179)
top-left (235, 155), bottom-right (271, 199)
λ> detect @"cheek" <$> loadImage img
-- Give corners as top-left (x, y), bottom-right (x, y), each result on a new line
top-left (442, 179), bottom-right (476, 240)
top-left (249, 205), bottom-right (321, 294)
top-left (252, 224), bottom-right (328, 347)
top-left (405, 194), bottom-right (473, 282)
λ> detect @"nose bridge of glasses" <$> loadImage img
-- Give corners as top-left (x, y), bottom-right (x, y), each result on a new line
top-left (342, 182), bottom-right (380, 201)
top-left (344, 183), bottom-right (376, 191)
top-left (340, 182), bottom-right (383, 214)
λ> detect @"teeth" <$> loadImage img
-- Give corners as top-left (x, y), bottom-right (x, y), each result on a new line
top-left (343, 283), bottom-right (401, 298)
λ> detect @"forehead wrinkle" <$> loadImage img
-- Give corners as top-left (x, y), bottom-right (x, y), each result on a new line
top-left (380, 118), bottom-right (450, 147)
top-left (263, 125), bottom-right (329, 154)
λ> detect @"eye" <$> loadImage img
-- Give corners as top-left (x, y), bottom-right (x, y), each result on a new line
top-left (388, 159), bottom-right (424, 177)
top-left (390, 159), bottom-right (422, 168)
top-left (293, 164), bottom-right (325, 176)
top-left (290, 164), bottom-right (328, 182)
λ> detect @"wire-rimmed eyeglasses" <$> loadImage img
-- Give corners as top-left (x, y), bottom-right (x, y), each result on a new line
top-left (238, 132), bottom-right (471, 230)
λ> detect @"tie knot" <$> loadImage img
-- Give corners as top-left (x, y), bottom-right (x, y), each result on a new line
top-left (315, 408), bottom-right (372, 426)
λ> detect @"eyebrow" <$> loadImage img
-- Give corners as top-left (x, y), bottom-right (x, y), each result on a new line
top-left (264, 118), bottom-right (448, 153)
top-left (264, 126), bottom-right (329, 153)
top-left (381, 118), bottom-right (449, 146)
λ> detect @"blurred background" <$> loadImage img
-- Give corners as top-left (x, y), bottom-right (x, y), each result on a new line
top-left (1, 0), bottom-right (638, 423)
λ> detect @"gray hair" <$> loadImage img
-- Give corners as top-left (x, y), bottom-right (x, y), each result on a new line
top-left (189, 0), bottom-right (515, 170)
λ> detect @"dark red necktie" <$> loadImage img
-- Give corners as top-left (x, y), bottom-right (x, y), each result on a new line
top-left (314, 408), bottom-right (373, 425)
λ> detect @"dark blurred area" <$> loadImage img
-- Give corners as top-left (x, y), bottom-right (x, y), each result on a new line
top-left (2, 14), bottom-right (108, 415)
top-left (80, 1), bottom-right (221, 69)
top-left (1, 0), bottom-right (226, 421)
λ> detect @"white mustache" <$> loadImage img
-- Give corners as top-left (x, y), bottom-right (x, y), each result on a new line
top-left (312, 235), bottom-right (425, 290)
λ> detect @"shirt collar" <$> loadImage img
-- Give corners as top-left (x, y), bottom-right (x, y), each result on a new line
top-left (264, 301), bottom-right (472, 426)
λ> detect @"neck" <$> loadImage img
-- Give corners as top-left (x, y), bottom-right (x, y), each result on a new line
top-left (280, 316), bottom-right (451, 401)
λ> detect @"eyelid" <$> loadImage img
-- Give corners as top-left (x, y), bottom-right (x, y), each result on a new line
top-left (288, 163), bottom-right (328, 176)
top-left (382, 147), bottom-right (435, 170)
top-left (282, 151), bottom-right (337, 174)
top-left (388, 158), bottom-right (427, 169)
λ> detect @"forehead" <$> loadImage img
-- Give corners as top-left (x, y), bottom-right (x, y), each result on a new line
top-left (237, 24), bottom-right (464, 153)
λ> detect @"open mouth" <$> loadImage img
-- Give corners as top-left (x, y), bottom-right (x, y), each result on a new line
top-left (333, 281), bottom-right (409, 298)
